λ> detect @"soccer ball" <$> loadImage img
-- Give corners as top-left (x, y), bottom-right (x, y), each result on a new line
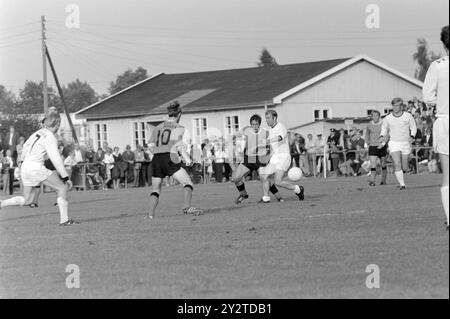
top-left (288, 167), bottom-right (303, 181)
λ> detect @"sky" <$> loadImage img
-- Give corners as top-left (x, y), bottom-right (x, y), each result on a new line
top-left (0, 0), bottom-right (449, 96)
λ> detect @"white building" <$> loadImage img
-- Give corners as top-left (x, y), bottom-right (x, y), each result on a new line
top-left (75, 55), bottom-right (423, 150)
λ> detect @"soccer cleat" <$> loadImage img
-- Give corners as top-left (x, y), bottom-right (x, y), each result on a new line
top-left (296, 186), bottom-right (305, 201)
top-left (29, 203), bottom-right (38, 208)
top-left (59, 219), bottom-right (80, 226)
top-left (276, 197), bottom-right (285, 202)
top-left (235, 193), bottom-right (249, 204)
top-left (399, 185), bottom-right (406, 190)
top-left (368, 181), bottom-right (376, 187)
top-left (258, 198), bottom-right (271, 204)
top-left (183, 207), bottom-right (203, 216)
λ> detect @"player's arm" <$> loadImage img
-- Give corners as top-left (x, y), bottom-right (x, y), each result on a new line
top-left (45, 135), bottom-right (69, 180)
top-left (148, 128), bottom-right (158, 153)
top-left (379, 118), bottom-right (389, 147)
top-left (422, 62), bottom-right (438, 105)
top-left (267, 125), bottom-right (287, 145)
top-left (365, 126), bottom-right (371, 146)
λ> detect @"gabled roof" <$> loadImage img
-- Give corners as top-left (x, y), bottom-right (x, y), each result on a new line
top-left (76, 55), bottom-right (423, 120)
top-left (76, 58), bottom-right (350, 119)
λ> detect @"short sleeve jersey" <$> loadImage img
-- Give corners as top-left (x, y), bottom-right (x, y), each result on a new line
top-left (149, 121), bottom-right (185, 154)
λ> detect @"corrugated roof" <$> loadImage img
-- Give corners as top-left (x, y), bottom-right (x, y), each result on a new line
top-left (77, 58), bottom-right (350, 119)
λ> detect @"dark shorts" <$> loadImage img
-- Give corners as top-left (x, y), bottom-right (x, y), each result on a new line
top-left (242, 155), bottom-right (267, 172)
top-left (369, 145), bottom-right (388, 158)
top-left (151, 153), bottom-right (182, 179)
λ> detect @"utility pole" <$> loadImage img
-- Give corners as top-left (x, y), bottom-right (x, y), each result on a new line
top-left (41, 15), bottom-right (48, 114)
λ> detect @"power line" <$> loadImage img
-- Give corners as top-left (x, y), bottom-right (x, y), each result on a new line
top-left (0, 21), bottom-right (40, 33)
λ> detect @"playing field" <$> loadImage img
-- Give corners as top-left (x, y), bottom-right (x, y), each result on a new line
top-left (0, 174), bottom-right (448, 299)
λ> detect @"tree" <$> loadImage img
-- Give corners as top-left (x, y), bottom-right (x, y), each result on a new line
top-left (108, 67), bottom-right (148, 94)
top-left (0, 85), bottom-right (17, 114)
top-left (17, 80), bottom-right (60, 114)
top-left (413, 38), bottom-right (442, 82)
top-left (0, 116), bottom-right (41, 141)
top-left (257, 48), bottom-right (278, 67)
top-left (62, 79), bottom-right (98, 112)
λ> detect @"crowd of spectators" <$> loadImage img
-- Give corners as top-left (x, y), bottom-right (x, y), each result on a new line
top-left (286, 97), bottom-right (441, 177)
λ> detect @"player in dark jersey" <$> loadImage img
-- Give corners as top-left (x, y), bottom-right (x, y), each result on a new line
top-left (366, 110), bottom-right (388, 186)
top-left (234, 114), bottom-right (283, 204)
top-left (145, 101), bottom-right (202, 219)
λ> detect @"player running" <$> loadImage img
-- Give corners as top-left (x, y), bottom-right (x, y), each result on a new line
top-left (0, 109), bottom-right (77, 226)
top-left (366, 110), bottom-right (388, 186)
top-left (145, 101), bottom-right (202, 219)
top-left (259, 110), bottom-right (304, 203)
top-left (379, 97), bottom-right (417, 190)
top-left (233, 114), bottom-right (283, 204)
top-left (423, 25), bottom-right (449, 230)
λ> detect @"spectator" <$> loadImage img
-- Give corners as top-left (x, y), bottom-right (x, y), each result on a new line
top-left (202, 140), bottom-right (214, 184)
top-left (133, 145), bottom-right (145, 187)
top-left (1, 149), bottom-right (15, 195)
top-left (329, 140), bottom-right (341, 176)
top-left (84, 145), bottom-right (95, 163)
top-left (102, 148), bottom-right (114, 190)
top-left (290, 133), bottom-right (302, 168)
top-left (143, 144), bottom-right (153, 186)
top-left (73, 143), bottom-right (85, 163)
top-left (305, 134), bottom-right (316, 176)
top-left (315, 133), bottom-right (327, 174)
top-left (112, 146), bottom-right (125, 189)
top-left (213, 139), bottom-right (225, 183)
top-left (5, 125), bottom-right (19, 161)
top-left (350, 130), bottom-right (366, 176)
top-left (122, 145), bottom-right (135, 185)
top-left (64, 151), bottom-right (78, 181)
top-left (94, 148), bottom-right (106, 179)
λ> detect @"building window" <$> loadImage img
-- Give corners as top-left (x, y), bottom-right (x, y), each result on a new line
top-left (133, 122), bottom-right (147, 147)
top-left (225, 115), bottom-right (239, 136)
top-left (95, 123), bottom-right (108, 149)
top-left (193, 117), bottom-right (208, 145)
top-left (313, 108), bottom-right (331, 121)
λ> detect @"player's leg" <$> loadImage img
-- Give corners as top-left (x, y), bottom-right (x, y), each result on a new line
top-left (147, 177), bottom-right (162, 219)
top-left (0, 185), bottom-right (34, 209)
top-left (272, 169), bottom-right (304, 200)
top-left (42, 172), bottom-right (76, 225)
top-left (234, 164), bottom-right (250, 204)
top-left (172, 168), bottom-right (202, 215)
top-left (380, 156), bottom-right (388, 185)
top-left (29, 186), bottom-right (41, 207)
top-left (369, 155), bottom-right (378, 185)
top-left (391, 151), bottom-right (405, 188)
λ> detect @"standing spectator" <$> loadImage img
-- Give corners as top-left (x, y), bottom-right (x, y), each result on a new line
top-left (290, 133), bottom-right (302, 168)
top-left (102, 148), bottom-right (114, 190)
top-left (315, 133), bottom-right (327, 174)
top-left (305, 134), bottom-right (316, 176)
top-left (112, 147), bottom-right (124, 189)
top-left (143, 144), bottom-right (153, 186)
top-left (350, 130), bottom-right (366, 176)
top-left (122, 145), bottom-right (135, 185)
top-left (213, 139), bottom-right (225, 183)
top-left (64, 151), bottom-right (78, 181)
top-left (2, 149), bottom-right (15, 195)
top-left (202, 140), bottom-right (214, 184)
top-left (5, 125), bottom-right (19, 161)
top-left (133, 145), bottom-right (145, 187)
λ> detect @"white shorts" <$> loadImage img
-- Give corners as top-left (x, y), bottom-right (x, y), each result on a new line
top-left (261, 153), bottom-right (292, 176)
top-left (433, 116), bottom-right (449, 156)
top-left (388, 141), bottom-right (411, 156)
top-left (20, 161), bottom-right (53, 187)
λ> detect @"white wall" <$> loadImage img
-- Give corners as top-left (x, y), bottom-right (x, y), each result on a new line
top-left (278, 60), bottom-right (423, 129)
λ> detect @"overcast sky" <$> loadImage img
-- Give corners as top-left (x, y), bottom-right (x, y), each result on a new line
top-left (0, 0), bottom-right (448, 95)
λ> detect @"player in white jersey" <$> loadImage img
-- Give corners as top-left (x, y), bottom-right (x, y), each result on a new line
top-left (423, 25), bottom-right (449, 230)
top-left (379, 97), bottom-right (417, 190)
top-left (0, 109), bottom-right (77, 226)
top-left (259, 110), bottom-right (304, 202)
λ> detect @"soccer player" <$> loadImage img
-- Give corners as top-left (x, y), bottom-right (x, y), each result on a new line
top-left (379, 97), bottom-right (417, 190)
top-left (366, 110), bottom-right (388, 186)
top-left (259, 110), bottom-right (304, 203)
top-left (146, 101), bottom-right (202, 219)
top-left (0, 109), bottom-right (77, 226)
top-left (233, 114), bottom-right (283, 204)
top-left (423, 25), bottom-right (449, 230)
